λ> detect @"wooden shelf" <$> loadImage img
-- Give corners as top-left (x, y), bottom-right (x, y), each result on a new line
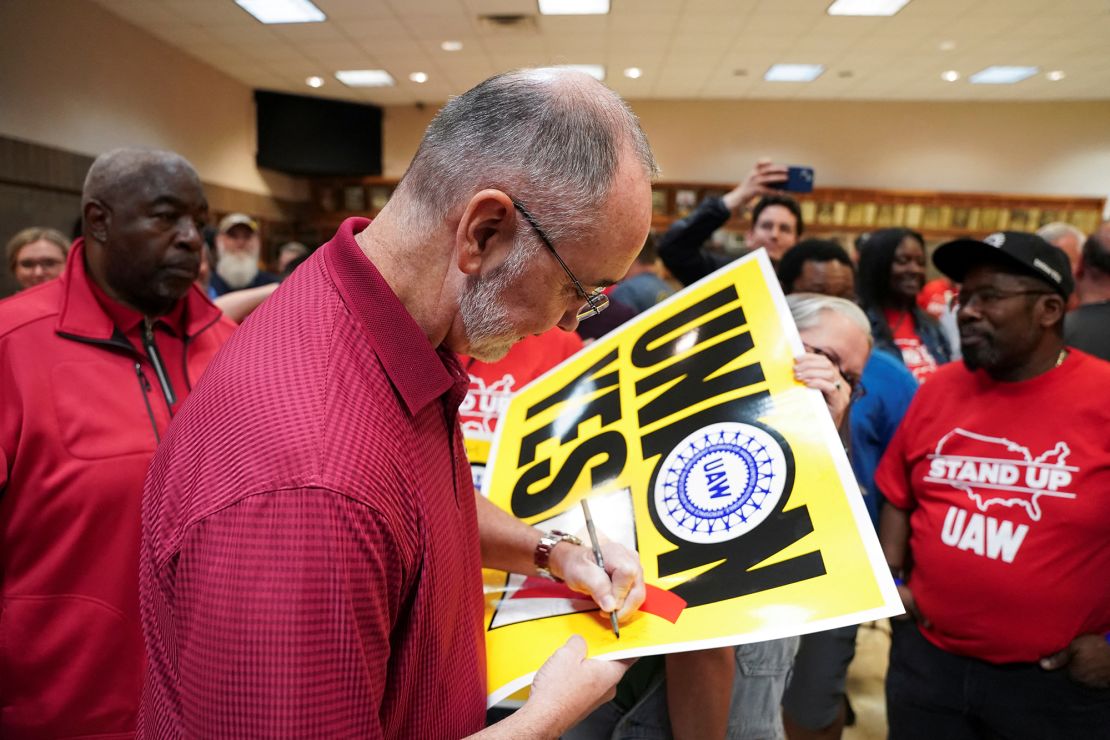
top-left (307, 177), bottom-right (1106, 244)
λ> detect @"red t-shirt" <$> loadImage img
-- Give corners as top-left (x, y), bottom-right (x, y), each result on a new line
top-left (885, 307), bottom-right (938, 383)
top-left (917, 277), bottom-right (955, 321)
top-left (876, 350), bottom-right (1110, 663)
top-left (140, 219), bottom-right (486, 738)
top-left (459, 329), bottom-right (583, 489)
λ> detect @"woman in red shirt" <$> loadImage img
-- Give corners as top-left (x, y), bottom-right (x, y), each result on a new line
top-left (857, 228), bottom-right (953, 382)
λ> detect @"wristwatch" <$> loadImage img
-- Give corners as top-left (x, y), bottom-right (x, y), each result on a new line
top-left (534, 530), bottom-right (583, 582)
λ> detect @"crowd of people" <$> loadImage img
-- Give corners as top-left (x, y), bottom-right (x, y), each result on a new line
top-left (1, 66), bottom-right (1108, 739)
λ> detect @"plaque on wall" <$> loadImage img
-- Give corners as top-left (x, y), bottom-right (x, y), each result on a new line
top-left (370, 186), bottom-right (392, 211)
top-left (651, 189), bottom-right (668, 215)
top-left (674, 189), bottom-right (698, 217)
top-left (343, 185), bottom-right (367, 212)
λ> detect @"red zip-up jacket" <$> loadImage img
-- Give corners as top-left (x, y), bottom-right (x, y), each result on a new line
top-left (0, 240), bottom-right (236, 738)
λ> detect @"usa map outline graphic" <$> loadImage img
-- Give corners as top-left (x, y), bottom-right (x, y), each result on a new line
top-left (924, 428), bottom-right (1077, 521)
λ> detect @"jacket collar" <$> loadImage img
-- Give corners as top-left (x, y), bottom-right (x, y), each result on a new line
top-left (55, 238), bottom-right (223, 342)
top-left (322, 218), bottom-right (463, 416)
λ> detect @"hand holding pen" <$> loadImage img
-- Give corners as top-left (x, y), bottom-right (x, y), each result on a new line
top-left (581, 499), bottom-right (621, 638)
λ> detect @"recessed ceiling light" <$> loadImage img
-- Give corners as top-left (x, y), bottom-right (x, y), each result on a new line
top-left (939, 40), bottom-right (956, 51)
top-left (409, 71), bottom-right (429, 84)
top-left (764, 64), bottom-right (825, 82)
top-left (1046, 70), bottom-right (1066, 81)
top-left (441, 40), bottom-right (463, 52)
top-left (558, 64), bottom-right (606, 81)
top-left (235, 0), bottom-right (325, 24)
top-left (969, 66), bottom-right (1038, 84)
top-left (838, 69), bottom-right (854, 78)
top-left (538, 0), bottom-right (610, 15)
top-left (623, 67), bottom-right (642, 79)
top-left (305, 75), bottom-right (325, 88)
top-left (827, 0), bottom-right (910, 17)
top-left (941, 70), bottom-right (960, 82)
top-left (335, 69), bottom-right (395, 87)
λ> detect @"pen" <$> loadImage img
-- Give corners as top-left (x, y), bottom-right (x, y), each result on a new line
top-left (580, 498), bottom-right (620, 639)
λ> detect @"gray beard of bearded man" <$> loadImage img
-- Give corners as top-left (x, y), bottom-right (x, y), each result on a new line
top-left (215, 248), bottom-right (260, 289)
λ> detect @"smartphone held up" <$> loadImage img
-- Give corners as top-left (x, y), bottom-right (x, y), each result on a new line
top-left (771, 166), bottom-right (815, 193)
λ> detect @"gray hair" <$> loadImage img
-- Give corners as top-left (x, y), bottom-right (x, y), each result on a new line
top-left (394, 67), bottom-right (657, 243)
top-left (1037, 222), bottom-right (1085, 247)
top-left (83, 148), bottom-right (199, 208)
top-left (787, 293), bottom-right (872, 344)
top-left (279, 241), bottom-right (309, 257)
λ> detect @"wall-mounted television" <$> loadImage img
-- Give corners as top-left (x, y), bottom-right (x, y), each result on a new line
top-left (254, 89), bottom-right (382, 177)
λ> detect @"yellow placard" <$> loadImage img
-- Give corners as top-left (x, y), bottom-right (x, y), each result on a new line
top-left (479, 250), bottom-right (902, 705)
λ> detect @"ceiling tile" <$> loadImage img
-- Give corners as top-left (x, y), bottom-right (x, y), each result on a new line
top-left (88, 0), bottom-right (1110, 104)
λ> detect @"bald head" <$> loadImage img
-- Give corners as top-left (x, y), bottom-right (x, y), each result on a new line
top-left (81, 148), bottom-right (208, 317)
top-left (395, 67), bottom-right (656, 244)
top-left (82, 149), bottom-right (202, 216)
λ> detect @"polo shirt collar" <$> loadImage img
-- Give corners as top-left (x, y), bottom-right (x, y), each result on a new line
top-left (55, 238), bottom-right (222, 342)
top-left (322, 218), bottom-right (463, 416)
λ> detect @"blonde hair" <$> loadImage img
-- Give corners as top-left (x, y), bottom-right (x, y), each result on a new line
top-left (6, 226), bottom-right (70, 272)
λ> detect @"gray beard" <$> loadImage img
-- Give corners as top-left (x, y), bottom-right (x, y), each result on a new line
top-left (460, 237), bottom-right (536, 362)
top-left (216, 252), bottom-right (260, 289)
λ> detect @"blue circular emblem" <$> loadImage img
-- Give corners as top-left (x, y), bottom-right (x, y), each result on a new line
top-left (654, 422), bottom-right (787, 544)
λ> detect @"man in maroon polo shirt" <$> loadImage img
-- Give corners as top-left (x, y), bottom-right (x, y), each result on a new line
top-left (0, 149), bottom-right (235, 738)
top-left (139, 68), bottom-right (656, 738)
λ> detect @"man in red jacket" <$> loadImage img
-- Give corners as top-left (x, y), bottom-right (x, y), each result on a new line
top-left (0, 148), bottom-right (236, 738)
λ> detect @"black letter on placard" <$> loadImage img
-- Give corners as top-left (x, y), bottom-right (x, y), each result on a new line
top-left (511, 430), bottom-right (627, 518)
top-left (518, 385), bottom-right (623, 469)
top-left (631, 285), bottom-right (743, 368)
top-left (642, 399), bottom-right (826, 607)
top-left (636, 330), bottom-right (764, 429)
top-left (526, 348), bottom-right (619, 420)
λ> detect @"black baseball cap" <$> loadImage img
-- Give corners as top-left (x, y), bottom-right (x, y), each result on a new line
top-left (933, 231), bottom-right (1074, 299)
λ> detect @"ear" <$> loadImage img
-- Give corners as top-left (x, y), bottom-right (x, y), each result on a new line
top-left (455, 189), bottom-right (516, 277)
top-left (83, 199), bottom-right (110, 244)
top-left (1037, 293), bottom-right (1066, 328)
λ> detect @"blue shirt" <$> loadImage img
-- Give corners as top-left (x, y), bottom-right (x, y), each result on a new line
top-left (850, 350), bottom-right (918, 528)
top-left (610, 272), bottom-right (675, 314)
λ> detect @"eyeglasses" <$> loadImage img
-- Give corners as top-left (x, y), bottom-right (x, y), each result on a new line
top-left (804, 343), bottom-right (867, 402)
top-left (953, 287), bottom-right (1053, 310)
top-left (509, 196), bottom-right (609, 322)
top-left (16, 257), bottom-right (64, 271)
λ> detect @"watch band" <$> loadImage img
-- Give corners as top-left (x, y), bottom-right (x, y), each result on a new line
top-left (534, 530), bottom-right (583, 582)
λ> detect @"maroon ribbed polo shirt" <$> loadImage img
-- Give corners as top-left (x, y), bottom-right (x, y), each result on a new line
top-left (139, 219), bottom-right (487, 738)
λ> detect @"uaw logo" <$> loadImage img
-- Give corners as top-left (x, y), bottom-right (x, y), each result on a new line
top-left (925, 428), bottom-right (1078, 521)
top-left (655, 422), bottom-right (788, 545)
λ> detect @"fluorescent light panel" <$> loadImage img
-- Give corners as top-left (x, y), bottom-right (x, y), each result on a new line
top-left (764, 64), bottom-right (824, 82)
top-left (827, 0), bottom-right (910, 15)
top-left (236, 0), bottom-right (325, 24)
top-left (969, 66), bottom-right (1038, 84)
top-left (559, 64), bottom-right (606, 81)
top-left (538, 0), bottom-right (610, 15)
top-left (335, 69), bottom-right (395, 87)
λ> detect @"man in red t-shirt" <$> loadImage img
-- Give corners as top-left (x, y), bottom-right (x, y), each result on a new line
top-left (460, 328), bottom-right (583, 491)
top-left (876, 231), bottom-right (1110, 739)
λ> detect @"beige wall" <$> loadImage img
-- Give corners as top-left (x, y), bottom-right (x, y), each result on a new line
top-left (0, 0), bottom-right (307, 203)
top-left (383, 99), bottom-right (1110, 211)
